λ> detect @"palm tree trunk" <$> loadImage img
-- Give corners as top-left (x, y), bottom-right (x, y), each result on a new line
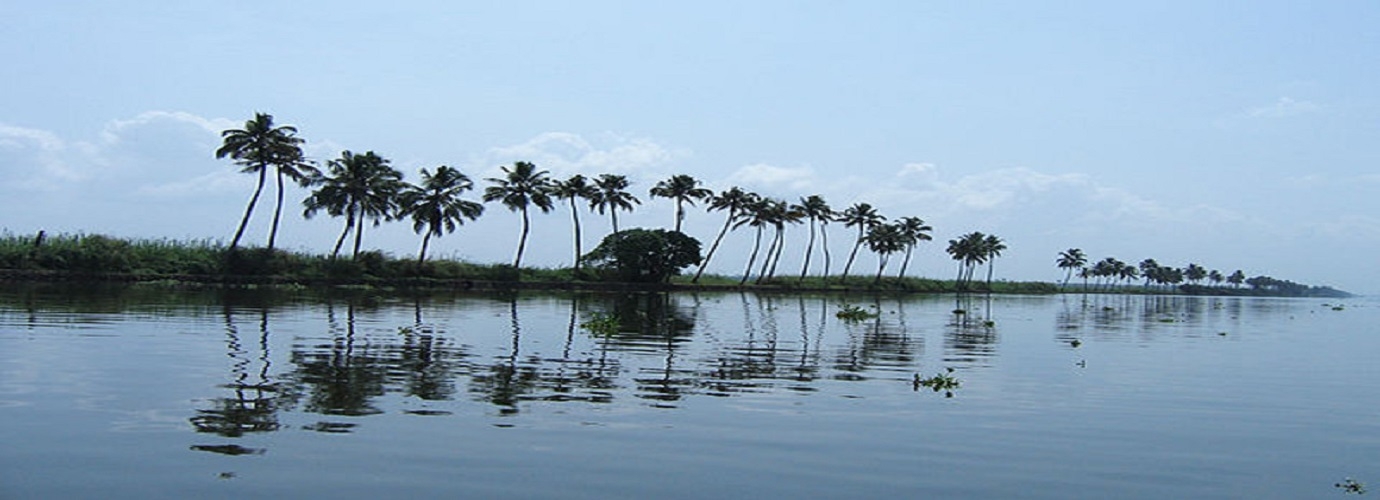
top-left (740, 226), bottom-right (763, 285)
top-left (267, 168), bottom-right (285, 251)
top-left (842, 235), bottom-right (864, 281)
top-left (568, 199), bottom-right (583, 271)
top-left (875, 255), bottom-right (888, 284)
top-left (986, 261), bottom-right (996, 289)
top-left (674, 200), bottom-right (684, 233)
top-left (799, 219), bottom-right (817, 282)
top-left (693, 213), bottom-right (734, 283)
top-left (417, 231), bottom-right (433, 267)
top-left (755, 229), bottom-right (778, 284)
top-left (820, 224), bottom-right (831, 278)
top-left (897, 245), bottom-right (914, 279)
top-left (766, 227), bottom-right (786, 280)
top-left (229, 166), bottom-right (268, 250)
top-left (515, 207), bottom-right (530, 268)
top-left (352, 216), bottom-right (366, 259)
top-left (610, 210), bottom-right (620, 234)
top-left (331, 211), bottom-right (354, 259)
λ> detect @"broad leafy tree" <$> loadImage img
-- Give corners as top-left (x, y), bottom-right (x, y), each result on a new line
top-left (583, 229), bottom-right (702, 283)
top-left (399, 166), bottom-right (484, 266)
top-left (483, 161), bottom-right (555, 268)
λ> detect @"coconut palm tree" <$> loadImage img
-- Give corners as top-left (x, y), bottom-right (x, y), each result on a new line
top-left (693, 187), bottom-right (757, 283)
top-left (649, 174), bottom-right (712, 233)
top-left (264, 145), bottom-right (318, 252)
top-left (794, 195), bottom-right (834, 282)
top-left (483, 161), bottom-right (555, 268)
top-left (864, 222), bottom-right (907, 284)
top-left (398, 166), bottom-right (484, 267)
top-left (1184, 263), bottom-right (1207, 285)
top-left (216, 112), bottom-right (308, 251)
top-left (590, 174), bottom-right (639, 234)
top-left (981, 234), bottom-right (1007, 289)
top-left (552, 174), bottom-right (599, 272)
top-left (946, 232), bottom-right (988, 290)
top-left (735, 197), bottom-right (774, 285)
top-left (894, 216), bottom-right (933, 278)
top-left (837, 202), bottom-right (885, 282)
top-left (302, 150), bottom-right (404, 259)
top-left (1227, 270), bottom-right (1246, 288)
top-left (1057, 249), bottom-right (1088, 289)
top-left (757, 199), bottom-right (801, 283)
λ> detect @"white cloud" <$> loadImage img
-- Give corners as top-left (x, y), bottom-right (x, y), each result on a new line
top-left (485, 132), bottom-right (680, 177)
top-left (1247, 97), bottom-right (1321, 118)
top-left (725, 163), bottom-right (818, 193)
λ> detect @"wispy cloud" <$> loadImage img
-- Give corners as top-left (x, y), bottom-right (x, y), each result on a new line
top-left (485, 132), bottom-right (681, 177)
top-left (1247, 97), bottom-right (1322, 118)
top-left (724, 163), bottom-right (819, 194)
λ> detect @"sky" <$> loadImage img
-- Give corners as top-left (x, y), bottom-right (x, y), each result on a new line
top-left (2, 1), bottom-right (1377, 293)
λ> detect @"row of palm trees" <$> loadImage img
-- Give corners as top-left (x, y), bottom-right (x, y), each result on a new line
top-left (217, 113), bottom-right (1000, 282)
top-left (1055, 248), bottom-right (1250, 292)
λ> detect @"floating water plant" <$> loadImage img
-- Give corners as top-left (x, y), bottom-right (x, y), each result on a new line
top-left (836, 304), bottom-right (879, 322)
top-left (1070, 339), bottom-right (1082, 348)
top-left (913, 368), bottom-right (961, 397)
top-left (580, 313), bottom-right (621, 337)
top-left (982, 320), bottom-right (996, 327)
top-left (1336, 478), bottom-right (1366, 495)
top-left (952, 308), bottom-right (967, 315)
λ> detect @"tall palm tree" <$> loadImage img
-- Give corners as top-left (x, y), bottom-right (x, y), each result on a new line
top-left (693, 187), bottom-right (756, 283)
top-left (216, 112), bottom-right (307, 251)
top-left (1184, 263), bottom-right (1207, 285)
top-left (649, 174), bottom-right (712, 233)
top-left (483, 161), bottom-right (555, 268)
top-left (757, 199), bottom-right (801, 283)
top-left (265, 145), bottom-right (318, 252)
top-left (302, 150), bottom-right (404, 259)
top-left (837, 202), bottom-right (885, 282)
top-left (590, 174), bottom-right (639, 235)
top-left (552, 174), bottom-right (599, 272)
top-left (864, 222), bottom-right (907, 284)
top-left (981, 234), bottom-right (1007, 289)
top-left (735, 197), bottom-right (774, 285)
top-left (946, 232), bottom-right (988, 290)
top-left (1057, 249), bottom-right (1088, 289)
top-left (894, 216), bottom-right (933, 278)
top-left (794, 195), bottom-right (834, 282)
top-left (399, 166), bottom-right (484, 267)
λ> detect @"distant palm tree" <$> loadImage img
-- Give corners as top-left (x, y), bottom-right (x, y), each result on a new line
top-left (757, 199), bottom-right (801, 283)
top-left (302, 150), bottom-right (404, 259)
top-left (693, 187), bottom-right (757, 283)
top-left (735, 197), bottom-right (774, 285)
top-left (590, 174), bottom-right (639, 234)
top-left (1208, 270), bottom-right (1224, 287)
top-left (1227, 270), bottom-right (1246, 288)
top-left (946, 232), bottom-right (988, 290)
top-left (837, 202), bottom-right (885, 282)
top-left (1184, 263), bottom-right (1207, 285)
top-left (649, 174), bottom-right (712, 233)
top-left (552, 174), bottom-right (599, 272)
top-left (399, 166), bottom-right (484, 267)
top-left (483, 161), bottom-right (555, 269)
top-left (216, 112), bottom-right (308, 251)
top-left (864, 223), bottom-right (907, 284)
top-left (981, 234), bottom-right (1007, 288)
top-left (1057, 249), bottom-right (1088, 289)
top-left (894, 216), bottom-right (933, 279)
top-left (794, 195), bottom-right (834, 282)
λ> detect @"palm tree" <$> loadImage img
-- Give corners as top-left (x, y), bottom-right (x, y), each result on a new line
top-left (894, 216), bottom-right (933, 278)
top-left (794, 195), bottom-right (834, 282)
top-left (264, 145), bottom-right (318, 252)
top-left (399, 166), bottom-right (484, 267)
top-left (649, 174), bottom-right (712, 233)
top-left (483, 161), bottom-right (555, 268)
top-left (552, 174), bottom-right (599, 272)
top-left (302, 150), bottom-right (404, 259)
top-left (216, 112), bottom-right (308, 251)
top-left (1138, 258), bottom-right (1160, 288)
top-left (1057, 249), bottom-right (1088, 289)
top-left (981, 234), bottom-right (1007, 289)
top-left (837, 202), bottom-right (885, 282)
top-left (757, 199), bottom-right (801, 283)
top-left (864, 223), bottom-right (907, 284)
top-left (693, 187), bottom-right (756, 283)
top-left (590, 174), bottom-right (639, 234)
top-left (946, 232), bottom-right (988, 290)
top-left (1184, 263), bottom-right (1207, 285)
top-left (1208, 269), bottom-right (1224, 288)
top-left (1227, 270), bottom-right (1246, 288)
top-left (735, 197), bottom-right (774, 285)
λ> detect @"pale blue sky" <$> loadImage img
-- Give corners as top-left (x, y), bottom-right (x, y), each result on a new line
top-left (3, 1), bottom-right (1377, 292)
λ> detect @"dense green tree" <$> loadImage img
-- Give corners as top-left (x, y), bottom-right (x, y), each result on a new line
top-left (649, 174), bottom-right (712, 233)
top-left (837, 202), bottom-right (885, 281)
top-left (216, 112), bottom-right (310, 251)
top-left (483, 161), bottom-right (555, 268)
top-left (591, 174), bottom-right (639, 234)
top-left (398, 166), bottom-right (484, 266)
top-left (583, 229), bottom-right (702, 283)
top-left (693, 187), bottom-right (757, 283)
top-left (303, 150), bottom-right (404, 259)
top-left (553, 175), bottom-right (599, 272)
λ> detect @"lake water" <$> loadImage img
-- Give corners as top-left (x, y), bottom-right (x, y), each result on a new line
top-left (1, 284), bottom-right (1376, 498)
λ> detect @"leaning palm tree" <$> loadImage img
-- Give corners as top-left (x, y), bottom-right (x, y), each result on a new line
top-left (216, 112), bottom-right (307, 251)
top-left (693, 187), bottom-right (757, 283)
top-left (552, 174), bottom-right (599, 272)
top-left (398, 166), bottom-right (484, 267)
top-left (981, 234), bottom-right (1007, 289)
top-left (735, 197), bottom-right (774, 285)
top-left (837, 202), bottom-right (885, 282)
top-left (265, 145), bottom-right (318, 252)
top-left (649, 174), bottom-right (712, 233)
top-left (1056, 249), bottom-right (1089, 289)
top-left (302, 150), bottom-right (404, 259)
top-left (894, 216), bottom-right (933, 278)
top-left (483, 161), bottom-right (555, 269)
top-left (865, 223), bottom-right (908, 284)
top-left (757, 199), bottom-right (801, 283)
top-left (946, 232), bottom-right (988, 290)
top-left (590, 174), bottom-right (640, 235)
top-left (794, 195), bottom-right (834, 282)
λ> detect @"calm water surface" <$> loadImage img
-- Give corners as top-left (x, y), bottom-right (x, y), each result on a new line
top-left (1, 285), bottom-right (1376, 498)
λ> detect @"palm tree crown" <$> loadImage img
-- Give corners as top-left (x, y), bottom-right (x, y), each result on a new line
top-left (483, 161), bottom-right (555, 269)
top-left (303, 150), bottom-right (404, 259)
top-left (399, 165), bottom-right (485, 266)
top-left (216, 112), bottom-right (308, 251)
top-left (590, 174), bottom-right (640, 234)
top-left (649, 174), bottom-right (713, 233)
